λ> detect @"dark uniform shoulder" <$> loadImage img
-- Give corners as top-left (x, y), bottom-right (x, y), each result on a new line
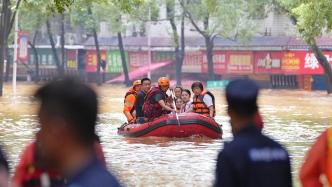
top-left (67, 159), bottom-right (121, 187)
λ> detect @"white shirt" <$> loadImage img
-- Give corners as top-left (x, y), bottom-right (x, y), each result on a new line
top-left (203, 94), bottom-right (213, 107)
top-left (181, 101), bottom-right (192, 113)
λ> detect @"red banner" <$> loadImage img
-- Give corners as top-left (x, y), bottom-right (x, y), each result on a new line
top-left (202, 51), bottom-right (227, 74)
top-left (18, 32), bottom-right (29, 63)
top-left (254, 50), bottom-right (332, 75)
top-left (254, 51), bottom-right (283, 74)
top-left (128, 52), bottom-right (149, 69)
top-left (297, 51), bottom-right (332, 74)
top-left (227, 52), bottom-right (254, 74)
top-left (66, 50), bottom-right (77, 69)
top-left (182, 51), bottom-right (203, 73)
top-left (85, 50), bottom-right (106, 72)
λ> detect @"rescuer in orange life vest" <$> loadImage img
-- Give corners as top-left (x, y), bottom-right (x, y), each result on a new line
top-left (300, 126), bottom-right (332, 187)
top-left (143, 77), bottom-right (176, 121)
top-left (191, 81), bottom-right (215, 118)
top-left (123, 80), bottom-right (142, 123)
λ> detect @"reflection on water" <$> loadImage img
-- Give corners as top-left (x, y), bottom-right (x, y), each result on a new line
top-left (0, 84), bottom-right (332, 187)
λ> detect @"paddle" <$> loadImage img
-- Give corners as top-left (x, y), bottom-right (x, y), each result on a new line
top-left (170, 89), bottom-right (181, 126)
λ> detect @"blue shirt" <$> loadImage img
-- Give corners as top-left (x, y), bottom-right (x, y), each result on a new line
top-left (214, 125), bottom-right (292, 187)
top-left (66, 156), bottom-right (121, 187)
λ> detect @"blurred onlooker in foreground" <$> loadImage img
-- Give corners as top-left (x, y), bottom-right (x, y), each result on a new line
top-left (214, 79), bottom-right (292, 187)
top-left (300, 126), bottom-right (332, 187)
top-left (0, 145), bottom-right (9, 187)
top-left (12, 133), bottom-right (105, 187)
top-left (33, 77), bottom-right (121, 187)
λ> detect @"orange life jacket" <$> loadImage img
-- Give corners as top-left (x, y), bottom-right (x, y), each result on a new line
top-left (123, 87), bottom-right (137, 122)
top-left (326, 127), bottom-right (332, 185)
top-left (192, 91), bottom-right (215, 117)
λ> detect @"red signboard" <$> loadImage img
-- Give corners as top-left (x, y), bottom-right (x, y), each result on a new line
top-left (66, 50), bottom-right (77, 69)
top-left (254, 51), bottom-right (283, 74)
top-left (182, 51), bottom-right (203, 73)
top-left (128, 52), bottom-right (149, 68)
top-left (227, 52), bottom-right (254, 74)
top-left (254, 50), bottom-right (332, 75)
top-left (18, 32), bottom-right (29, 63)
top-left (298, 51), bottom-right (332, 74)
top-left (85, 50), bottom-right (106, 72)
top-left (202, 51), bottom-right (227, 74)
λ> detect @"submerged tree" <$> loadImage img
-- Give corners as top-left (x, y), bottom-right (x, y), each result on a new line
top-left (167, 0), bottom-right (185, 85)
top-left (180, 0), bottom-right (270, 80)
top-left (278, 0), bottom-right (332, 93)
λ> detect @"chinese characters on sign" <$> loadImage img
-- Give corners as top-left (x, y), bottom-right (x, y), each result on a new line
top-left (202, 52), bottom-right (227, 74)
top-left (182, 51), bottom-right (203, 73)
top-left (227, 53), bottom-right (253, 74)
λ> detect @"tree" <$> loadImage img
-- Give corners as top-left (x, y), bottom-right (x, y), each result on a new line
top-left (19, 1), bottom-right (49, 82)
top-left (167, 0), bottom-right (185, 85)
top-left (278, 0), bottom-right (332, 93)
top-left (0, 0), bottom-right (22, 95)
top-left (92, 2), bottom-right (131, 86)
top-left (180, 0), bottom-right (267, 80)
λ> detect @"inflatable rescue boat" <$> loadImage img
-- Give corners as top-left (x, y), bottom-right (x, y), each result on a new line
top-left (118, 113), bottom-right (222, 139)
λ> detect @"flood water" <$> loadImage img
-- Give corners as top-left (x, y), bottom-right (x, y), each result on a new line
top-left (0, 83), bottom-right (332, 187)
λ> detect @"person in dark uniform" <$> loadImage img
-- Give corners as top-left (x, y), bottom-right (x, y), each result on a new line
top-left (135, 77), bottom-right (151, 123)
top-left (214, 79), bottom-right (292, 187)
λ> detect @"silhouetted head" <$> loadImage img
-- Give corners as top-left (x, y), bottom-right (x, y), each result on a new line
top-left (34, 77), bottom-right (98, 169)
top-left (226, 79), bottom-right (259, 134)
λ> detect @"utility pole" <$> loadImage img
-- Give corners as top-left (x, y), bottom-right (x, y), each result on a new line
top-left (12, 0), bottom-right (19, 96)
top-left (147, 6), bottom-right (151, 79)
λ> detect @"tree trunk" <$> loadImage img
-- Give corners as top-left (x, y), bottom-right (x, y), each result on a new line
top-left (0, 0), bottom-right (10, 96)
top-left (28, 30), bottom-right (40, 82)
top-left (87, 7), bottom-right (102, 85)
top-left (311, 43), bottom-right (332, 94)
top-left (92, 29), bottom-right (102, 85)
top-left (4, 45), bottom-right (10, 82)
top-left (179, 11), bottom-right (185, 84)
top-left (60, 13), bottom-right (65, 75)
top-left (205, 36), bottom-right (215, 80)
top-left (4, 1), bottom-right (11, 82)
top-left (117, 32), bottom-right (130, 86)
top-left (169, 14), bottom-right (181, 85)
top-left (46, 19), bottom-right (62, 76)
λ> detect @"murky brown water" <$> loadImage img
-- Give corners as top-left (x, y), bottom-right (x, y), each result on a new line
top-left (0, 83), bottom-right (332, 187)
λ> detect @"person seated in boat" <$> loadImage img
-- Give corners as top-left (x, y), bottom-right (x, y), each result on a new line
top-left (134, 78), bottom-right (151, 124)
top-left (175, 98), bottom-right (183, 113)
top-left (180, 89), bottom-right (193, 113)
top-left (143, 77), bottom-right (176, 121)
top-left (123, 80), bottom-right (142, 123)
top-left (191, 81), bottom-right (215, 118)
top-left (173, 86), bottom-right (183, 100)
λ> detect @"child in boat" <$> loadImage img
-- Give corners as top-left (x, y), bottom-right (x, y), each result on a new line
top-left (175, 98), bottom-right (183, 113)
top-left (180, 89), bottom-right (193, 113)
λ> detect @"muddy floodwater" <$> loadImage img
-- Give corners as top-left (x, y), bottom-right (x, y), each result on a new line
top-left (0, 83), bottom-right (331, 187)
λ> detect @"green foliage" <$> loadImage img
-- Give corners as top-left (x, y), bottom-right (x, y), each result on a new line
top-left (20, 0), bottom-right (48, 35)
top-left (278, 0), bottom-right (332, 45)
top-left (23, 0), bottom-right (73, 13)
top-left (71, 0), bottom-right (145, 34)
top-left (185, 0), bottom-right (270, 41)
